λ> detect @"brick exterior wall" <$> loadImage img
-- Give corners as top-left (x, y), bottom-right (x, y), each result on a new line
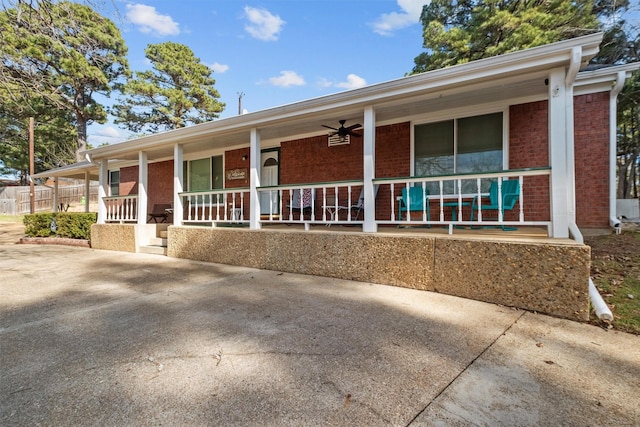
top-left (574, 92), bottom-right (610, 228)
top-left (509, 101), bottom-right (551, 222)
top-left (118, 160), bottom-right (173, 217)
top-left (225, 147), bottom-right (251, 218)
top-left (508, 94), bottom-right (611, 228)
top-left (279, 122), bottom-right (410, 220)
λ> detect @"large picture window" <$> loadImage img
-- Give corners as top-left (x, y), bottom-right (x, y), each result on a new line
top-left (414, 112), bottom-right (503, 193)
top-left (184, 155), bottom-right (224, 202)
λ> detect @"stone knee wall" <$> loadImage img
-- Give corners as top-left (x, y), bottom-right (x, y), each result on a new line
top-left (90, 224), bottom-right (137, 253)
top-left (167, 226), bottom-right (590, 320)
top-left (168, 227), bottom-right (435, 290)
top-left (433, 239), bottom-right (590, 320)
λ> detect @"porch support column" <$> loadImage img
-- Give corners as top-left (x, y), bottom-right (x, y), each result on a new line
top-left (250, 128), bottom-right (262, 230)
top-left (84, 171), bottom-right (90, 213)
top-left (53, 178), bottom-right (58, 212)
top-left (97, 160), bottom-right (108, 224)
top-left (363, 106), bottom-right (377, 233)
top-left (548, 67), bottom-right (569, 238)
top-left (173, 143), bottom-right (184, 225)
top-left (137, 151), bottom-right (148, 225)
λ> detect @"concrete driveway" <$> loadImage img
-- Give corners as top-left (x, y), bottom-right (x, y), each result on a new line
top-left (1, 224), bottom-right (639, 426)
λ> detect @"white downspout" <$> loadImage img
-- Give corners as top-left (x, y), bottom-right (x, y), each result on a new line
top-left (564, 49), bottom-right (613, 321)
top-left (565, 47), bottom-right (581, 242)
top-left (609, 71), bottom-right (626, 234)
top-left (590, 278), bottom-right (614, 322)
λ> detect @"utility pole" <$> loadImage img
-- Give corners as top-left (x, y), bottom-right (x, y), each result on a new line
top-left (238, 92), bottom-right (245, 115)
top-left (29, 117), bottom-right (35, 214)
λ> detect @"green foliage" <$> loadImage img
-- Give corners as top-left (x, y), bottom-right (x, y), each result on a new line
top-left (0, 88), bottom-right (76, 182)
top-left (113, 42), bottom-right (225, 134)
top-left (412, 0), bottom-right (602, 73)
top-left (0, 1), bottom-right (129, 161)
top-left (23, 212), bottom-right (97, 240)
top-left (23, 213), bottom-right (55, 237)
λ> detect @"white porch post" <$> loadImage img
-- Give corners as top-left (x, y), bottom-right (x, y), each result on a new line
top-left (137, 151), bottom-right (148, 225)
top-left (548, 67), bottom-right (570, 238)
top-left (97, 160), bottom-right (108, 224)
top-left (173, 143), bottom-right (184, 225)
top-left (363, 106), bottom-right (377, 233)
top-left (84, 171), bottom-right (90, 213)
top-left (53, 178), bottom-right (58, 212)
top-left (250, 128), bottom-right (261, 230)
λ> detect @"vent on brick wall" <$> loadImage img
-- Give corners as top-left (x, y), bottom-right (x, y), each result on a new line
top-left (328, 134), bottom-right (350, 147)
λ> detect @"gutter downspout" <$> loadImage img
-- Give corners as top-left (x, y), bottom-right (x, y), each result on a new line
top-left (565, 47), bottom-right (581, 242)
top-left (609, 71), bottom-right (626, 234)
top-left (565, 49), bottom-right (613, 322)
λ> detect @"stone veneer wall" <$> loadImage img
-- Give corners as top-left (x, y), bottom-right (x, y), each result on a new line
top-left (90, 224), bottom-right (137, 253)
top-left (168, 226), bottom-right (590, 321)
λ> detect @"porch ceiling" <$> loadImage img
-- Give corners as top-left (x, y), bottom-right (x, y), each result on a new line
top-left (104, 73), bottom-right (548, 163)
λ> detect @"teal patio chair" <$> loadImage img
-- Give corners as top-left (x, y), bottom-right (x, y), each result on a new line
top-left (470, 179), bottom-right (520, 230)
top-left (398, 185), bottom-right (430, 227)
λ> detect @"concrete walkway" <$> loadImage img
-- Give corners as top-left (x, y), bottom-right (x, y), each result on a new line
top-left (0, 224), bottom-right (638, 426)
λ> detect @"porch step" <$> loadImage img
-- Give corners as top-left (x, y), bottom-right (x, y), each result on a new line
top-left (139, 245), bottom-right (168, 256)
top-left (150, 237), bottom-right (168, 246)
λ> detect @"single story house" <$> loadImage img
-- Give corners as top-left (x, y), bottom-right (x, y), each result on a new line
top-left (35, 33), bottom-right (639, 321)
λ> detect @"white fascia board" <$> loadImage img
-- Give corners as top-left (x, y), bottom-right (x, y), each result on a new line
top-left (31, 161), bottom-right (97, 179)
top-left (86, 33), bottom-right (603, 162)
top-left (574, 62), bottom-right (640, 95)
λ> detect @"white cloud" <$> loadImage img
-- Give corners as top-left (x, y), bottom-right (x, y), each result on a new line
top-left (94, 127), bottom-right (121, 138)
top-left (126, 4), bottom-right (180, 37)
top-left (210, 62), bottom-right (229, 73)
top-left (268, 70), bottom-right (305, 87)
top-left (316, 74), bottom-right (367, 90)
top-left (336, 74), bottom-right (367, 90)
top-left (243, 6), bottom-right (285, 41)
top-left (371, 0), bottom-right (425, 36)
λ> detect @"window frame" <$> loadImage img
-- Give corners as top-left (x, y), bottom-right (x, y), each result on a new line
top-left (411, 107), bottom-right (509, 178)
top-left (183, 154), bottom-right (225, 204)
top-left (108, 170), bottom-right (120, 196)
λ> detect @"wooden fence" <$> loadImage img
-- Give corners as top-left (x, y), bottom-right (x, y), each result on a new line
top-left (0, 184), bottom-right (98, 215)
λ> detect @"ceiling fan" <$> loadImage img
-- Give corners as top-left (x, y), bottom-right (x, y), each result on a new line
top-left (322, 120), bottom-right (362, 137)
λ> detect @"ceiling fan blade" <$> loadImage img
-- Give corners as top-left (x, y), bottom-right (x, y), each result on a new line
top-left (322, 124), bottom-right (338, 131)
top-left (345, 123), bottom-right (362, 131)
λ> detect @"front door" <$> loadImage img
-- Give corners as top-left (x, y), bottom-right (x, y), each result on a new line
top-left (260, 150), bottom-right (279, 215)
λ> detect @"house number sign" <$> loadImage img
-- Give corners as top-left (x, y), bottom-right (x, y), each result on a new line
top-left (226, 168), bottom-right (247, 180)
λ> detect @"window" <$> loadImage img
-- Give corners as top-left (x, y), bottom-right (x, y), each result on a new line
top-left (109, 170), bottom-right (120, 196)
top-left (184, 155), bottom-right (224, 202)
top-left (414, 112), bottom-right (503, 193)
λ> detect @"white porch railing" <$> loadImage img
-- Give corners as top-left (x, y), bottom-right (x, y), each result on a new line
top-left (258, 180), bottom-right (365, 228)
top-left (375, 168), bottom-right (551, 232)
top-left (109, 168), bottom-right (551, 232)
top-left (104, 195), bottom-right (138, 223)
top-left (180, 188), bottom-right (249, 224)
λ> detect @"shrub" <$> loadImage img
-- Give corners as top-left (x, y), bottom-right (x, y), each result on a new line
top-left (23, 212), bottom-right (97, 240)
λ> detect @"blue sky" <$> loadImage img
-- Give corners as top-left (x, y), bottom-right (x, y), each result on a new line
top-left (89, 0), bottom-right (428, 145)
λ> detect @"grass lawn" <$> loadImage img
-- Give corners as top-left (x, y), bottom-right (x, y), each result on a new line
top-left (586, 229), bottom-right (640, 335)
top-left (0, 214), bottom-right (23, 223)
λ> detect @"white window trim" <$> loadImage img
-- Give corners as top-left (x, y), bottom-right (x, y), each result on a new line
top-left (410, 105), bottom-right (510, 176)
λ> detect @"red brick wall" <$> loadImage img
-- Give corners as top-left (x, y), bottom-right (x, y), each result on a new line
top-left (118, 160), bottom-right (173, 216)
top-left (574, 92), bottom-right (610, 228)
top-left (119, 166), bottom-right (137, 196)
top-left (279, 122), bottom-right (410, 219)
top-left (509, 101), bottom-right (550, 222)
